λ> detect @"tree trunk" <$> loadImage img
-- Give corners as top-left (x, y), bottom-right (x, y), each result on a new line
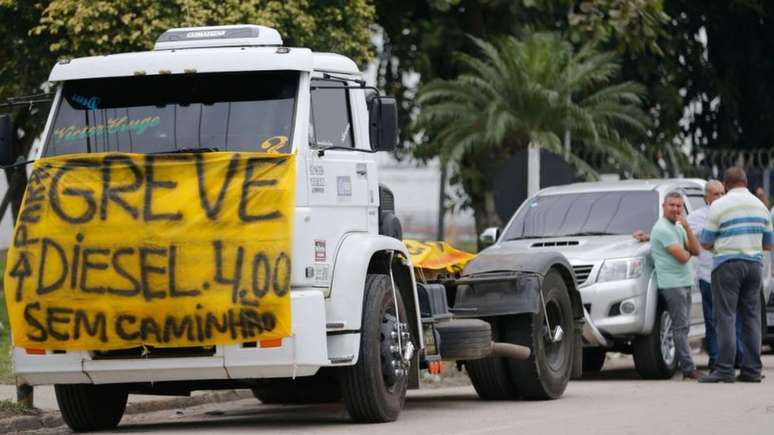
top-left (527, 142), bottom-right (540, 197)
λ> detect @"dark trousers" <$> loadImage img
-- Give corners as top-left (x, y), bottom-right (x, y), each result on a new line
top-left (699, 279), bottom-right (745, 370)
top-left (711, 260), bottom-right (762, 378)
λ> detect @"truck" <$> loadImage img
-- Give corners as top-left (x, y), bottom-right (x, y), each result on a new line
top-left (0, 25), bottom-right (583, 432)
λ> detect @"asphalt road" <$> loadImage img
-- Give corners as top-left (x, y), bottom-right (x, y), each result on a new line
top-left (31, 353), bottom-right (774, 435)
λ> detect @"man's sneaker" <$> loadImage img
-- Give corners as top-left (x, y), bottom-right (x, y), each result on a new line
top-left (682, 370), bottom-right (703, 381)
top-left (698, 372), bottom-right (735, 383)
top-left (736, 373), bottom-right (762, 383)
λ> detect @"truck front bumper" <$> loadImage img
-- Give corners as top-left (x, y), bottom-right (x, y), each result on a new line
top-left (15, 290), bottom-right (337, 385)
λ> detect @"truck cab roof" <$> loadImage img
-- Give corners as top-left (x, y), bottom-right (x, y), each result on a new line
top-left (49, 24), bottom-right (360, 82)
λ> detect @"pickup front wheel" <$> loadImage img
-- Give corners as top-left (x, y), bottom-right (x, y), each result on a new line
top-left (633, 302), bottom-right (677, 379)
top-left (341, 274), bottom-right (411, 423)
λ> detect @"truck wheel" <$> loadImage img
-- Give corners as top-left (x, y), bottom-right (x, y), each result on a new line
top-left (465, 318), bottom-right (519, 400)
top-left (632, 302), bottom-right (677, 379)
top-left (582, 348), bottom-right (606, 373)
top-left (341, 274), bottom-right (411, 423)
top-left (55, 384), bottom-right (127, 432)
top-left (505, 269), bottom-right (575, 400)
top-left (252, 369), bottom-right (341, 404)
top-left (435, 319), bottom-right (492, 360)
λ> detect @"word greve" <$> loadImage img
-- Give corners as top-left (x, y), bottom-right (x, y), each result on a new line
top-left (4, 151), bottom-right (296, 350)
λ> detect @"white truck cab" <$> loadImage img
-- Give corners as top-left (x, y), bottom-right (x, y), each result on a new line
top-left (10, 24), bottom-right (425, 428)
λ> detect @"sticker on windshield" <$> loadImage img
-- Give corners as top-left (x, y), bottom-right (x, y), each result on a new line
top-left (260, 135), bottom-right (289, 153)
top-left (53, 115), bottom-right (161, 143)
top-left (71, 94), bottom-right (101, 110)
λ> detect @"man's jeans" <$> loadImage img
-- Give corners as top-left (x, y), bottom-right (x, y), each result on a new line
top-left (661, 286), bottom-right (695, 374)
top-left (699, 279), bottom-right (744, 370)
top-left (711, 260), bottom-right (762, 378)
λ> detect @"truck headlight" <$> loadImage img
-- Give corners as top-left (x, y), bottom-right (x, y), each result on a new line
top-left (597, 257), bottom-right (643, 283)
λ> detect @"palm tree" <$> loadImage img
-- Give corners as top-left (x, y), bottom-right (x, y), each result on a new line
top-left (415, 30), bottom-right (658, 234)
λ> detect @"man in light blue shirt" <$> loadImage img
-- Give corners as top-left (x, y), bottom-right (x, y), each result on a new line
top-left (699, 167), bottom-right (774, 383)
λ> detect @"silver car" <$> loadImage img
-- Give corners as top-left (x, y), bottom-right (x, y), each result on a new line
top-left (482, 179), bottom-right (771, 379)
top-left (482, 179), bottom-right (774, 379)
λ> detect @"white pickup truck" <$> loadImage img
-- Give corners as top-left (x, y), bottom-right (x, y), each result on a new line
top-left (1, 25), bottom-right (582, 432)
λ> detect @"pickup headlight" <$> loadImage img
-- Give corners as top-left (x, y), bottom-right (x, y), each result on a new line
top-left (597, 257), bottom-right (644, 283)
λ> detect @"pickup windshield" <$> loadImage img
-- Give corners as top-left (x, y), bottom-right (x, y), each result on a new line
top-left (503, 190), bottom-right (659, 240)
top-left (44, 71), bottom-right (298, 156)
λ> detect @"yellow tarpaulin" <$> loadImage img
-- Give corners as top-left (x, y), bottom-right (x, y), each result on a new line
top-left (403, 240), bottom-right (475, 273)
top-left (4, 152), bottom-right (295, 350)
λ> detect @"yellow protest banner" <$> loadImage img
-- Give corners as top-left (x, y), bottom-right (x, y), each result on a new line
top-left (4, 152), bottom-right (295, 350)
top-left (403, 240), bottom-right (475, 273)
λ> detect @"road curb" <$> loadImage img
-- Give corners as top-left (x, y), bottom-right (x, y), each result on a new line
top-left (0, 389), bottom-right (253, 433)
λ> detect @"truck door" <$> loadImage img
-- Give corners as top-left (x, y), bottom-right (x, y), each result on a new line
top-left (304, 77), bottom-right (378, 289)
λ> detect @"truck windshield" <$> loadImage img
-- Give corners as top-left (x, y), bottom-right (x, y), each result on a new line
top-left (44, 70), bottom-right (298, 156)
top-left (503, 190), bottom-right (659, 240)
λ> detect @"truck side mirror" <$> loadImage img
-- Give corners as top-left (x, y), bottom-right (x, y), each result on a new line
top-left (479, 227), bottom-right (501, 249)
top-left (368, 96), bottom-right (399, 151)
top-left (0, 115), bottom-right (14, 167)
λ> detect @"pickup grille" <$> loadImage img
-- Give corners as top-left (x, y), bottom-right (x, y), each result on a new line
top-left (572, 264), bottom-right (594, 286)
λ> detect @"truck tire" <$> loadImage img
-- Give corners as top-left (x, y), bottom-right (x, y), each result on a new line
top-left (632, 302), bottom-right (677, 379)
top-left (251, 369), bottom-right (341, 404)
top-left (55, 384), bottom-right (127, 432)
top-left (435, 319), bottom-right (491, 360)
top-left (504, 269), bottom-right (575, 400)
top-left (341, 274), bottom-right (411, 423)
top-left (582, 348), bottom-right (606, 373)
top-left (465, 318), bottom-right (519, 400)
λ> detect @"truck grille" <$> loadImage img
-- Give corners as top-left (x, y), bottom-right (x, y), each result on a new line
top-left (572, 264), bottom-right (594, 286)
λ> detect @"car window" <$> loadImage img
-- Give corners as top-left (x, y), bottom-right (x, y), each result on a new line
top-left (503, 190), bottom-right (659, 240)
top-left (309, 79), bottom-right (353, 148)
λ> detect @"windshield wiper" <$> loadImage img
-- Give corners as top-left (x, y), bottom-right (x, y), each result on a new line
top-left (559, 231), bottom-right (616, 237)
top-left (152, 147), bottom-right (220, 154)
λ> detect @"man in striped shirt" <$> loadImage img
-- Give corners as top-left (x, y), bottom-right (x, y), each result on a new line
top-left (699, 167), bottom-right (774, 383)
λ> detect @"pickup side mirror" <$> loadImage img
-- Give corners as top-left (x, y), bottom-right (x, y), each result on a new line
top-left (368, 96), bottom-right (399, 151)
top-left (479, 227), bottom-right (501, 249)
top-left (0, 115), bottom-right (14, 167)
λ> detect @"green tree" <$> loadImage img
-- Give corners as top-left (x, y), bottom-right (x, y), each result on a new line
top-left (33, 0), bottom-right (374, 65)
top-left (373, 0), bottom-right (667, 150)
top-left (415, 31), bottom-right (656, 233)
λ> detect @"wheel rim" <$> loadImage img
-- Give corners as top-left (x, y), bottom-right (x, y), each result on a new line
top-left (379, 302), bottom-right (410, 393)
top-left (543, 297), bottom-right (567, 371)
top-left (659, 311), bottom-right (676, 367)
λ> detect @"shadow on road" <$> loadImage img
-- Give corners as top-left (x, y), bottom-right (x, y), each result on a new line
top-left (576, 367), bottom-right (643, 381)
